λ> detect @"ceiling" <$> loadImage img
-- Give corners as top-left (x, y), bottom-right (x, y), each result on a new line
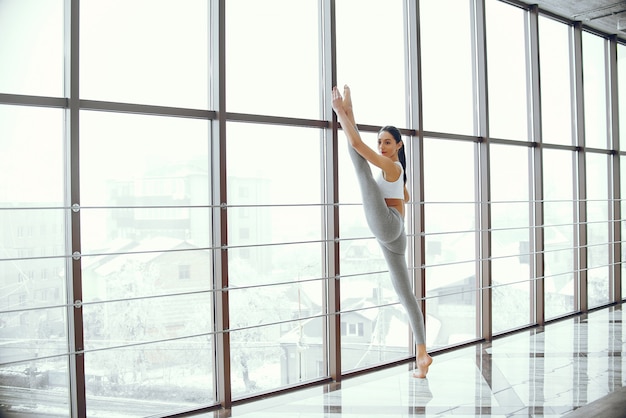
top-left (517, 0), bottom-right (626, 40)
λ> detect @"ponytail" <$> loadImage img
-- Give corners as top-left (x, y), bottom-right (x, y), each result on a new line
top-left (398, 143), bottom-right (407, 184)
top-left (379, 125), bottom-right (407, 184)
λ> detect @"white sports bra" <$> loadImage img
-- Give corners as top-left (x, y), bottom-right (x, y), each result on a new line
top-left (375, 162), bottom-right (404, 199)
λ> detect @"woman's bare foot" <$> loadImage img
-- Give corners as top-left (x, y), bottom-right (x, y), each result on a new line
top-left (413, 353), bottom-right (433, 378)
top-left (342, 85), bottom-right (355, 125)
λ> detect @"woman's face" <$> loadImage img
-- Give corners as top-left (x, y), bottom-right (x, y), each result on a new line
top-left (377, 131), bottom-right (402, 159)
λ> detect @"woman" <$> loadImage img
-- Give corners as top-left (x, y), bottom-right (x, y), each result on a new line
top-left (331, 85), bottom-right (432, 378)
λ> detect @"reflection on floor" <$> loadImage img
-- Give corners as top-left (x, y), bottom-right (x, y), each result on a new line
top-left (204, 302), bottom-right (625, 417)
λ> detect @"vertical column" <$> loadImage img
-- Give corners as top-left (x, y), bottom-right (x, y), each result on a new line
top-left (607, 35), bottom-right (622, 302)
top-left (211, 0), bottom-right (232, 408)
top-left (405, 0), bottom-right (426, 347)
top-left (65, 0), bottom-right (86, 416)
top-left (474, 0), bottom-right (492, 341)
top-left (572, 22), bottom-right (588, 313)
top-left (528, 5), bottom-right (545, 326)
top-left (322, 0), bottom-right (341, 381)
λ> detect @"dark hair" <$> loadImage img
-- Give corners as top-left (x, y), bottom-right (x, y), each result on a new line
top-left (379, 125), bottom-right (406, 184)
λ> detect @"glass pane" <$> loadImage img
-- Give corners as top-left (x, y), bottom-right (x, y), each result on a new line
top-left (79, 111), bottom-right (210, 253)
top-left (586, 153), bottom-right (609, 307)
top-left (0, 104), bottom-right (69, 414)
top-left (227, 123), bottom-right (322, 206)
top-left (84, 336), bottom-right (214, 416)
top-left (78, 110), bottom-right (214, 414)
top-left (0, 0), bottom-right (64, 96)
top-left (336, 0), bottom-right (406, 128)
top-left (80, 0), bottom-right (209, 108)
top-left (543, 149), bottom-right (575, 319)
top-left (226, 121), bottom-right (326, 392)
top-left (421, 0), bottom-right (476, 135)
top-left (490, 145), bottom-right (529, 210)
top-left (226, 0), bottom-right (320, 119)
top-left (582, 32), bottom-right (608, 149)
top-left (423, 138), bottom-right (477, 348)
top-left (619, 44), bottom-right (626, 151)
top-left (490, 144), bottom-right (531, 333)
top-left (0, 105), bottom-right (65, 206)
top-left (539, 16), bottom-right (573, 146)
top-left (486, 0), bottom-right (529, 141)
top-left (423, 139), bottom-right (476, 203)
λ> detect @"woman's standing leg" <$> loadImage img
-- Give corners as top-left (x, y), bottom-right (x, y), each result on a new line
top-left (379, 239), bottom-right (432, 378)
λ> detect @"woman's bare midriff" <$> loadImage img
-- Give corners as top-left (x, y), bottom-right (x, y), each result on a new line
top-left (385, 198), bottom-right (405, 217)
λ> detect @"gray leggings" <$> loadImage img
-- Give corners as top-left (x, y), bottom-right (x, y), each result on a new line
top-left (347, 144), bottom-right (426, 345)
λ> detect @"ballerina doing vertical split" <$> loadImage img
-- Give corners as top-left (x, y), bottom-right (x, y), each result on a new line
top-left (332, 85), bottom-right (432, 378)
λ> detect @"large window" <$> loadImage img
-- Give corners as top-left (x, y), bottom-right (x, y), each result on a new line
top-left (586, 153), bottom-right (611, 308)
top-left (81, 0), bottom-right (209, 109)
top-left (539, 16), bottom-right (574, 146)
top-left (336, 0), bottom-right (406, 128)
top-left (543, 149), bottom-right (576, 319)
top-left (619, 44), bottom-right (626, 151)
top-left (582, 32), bottom-right (609, 150)
top-left (486, 0), bottom-right (529, 141)
top-left (0, 105), bottom-right (68, 413)
top-left (617, 45), bottom-right (626, 301)
top-left (490, 144), bottom-right (532, 333)
top-left (423, 138), bottom-right (478, 347)
top-left (1, 1), bottom-right (625, 416)
top-left (80, 111), bottom-right (214, 414)
top-left (420, 0), bottom-right (477, 135)
top-left (226, 0), bottom-right (320, 118)
top-left (0, 0), bottom-right (64, 96)
top-left (226, 122), bottom-right (325, 395)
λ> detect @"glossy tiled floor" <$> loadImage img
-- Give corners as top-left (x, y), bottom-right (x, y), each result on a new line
top-left (205, 303), bottom-right (625, 417)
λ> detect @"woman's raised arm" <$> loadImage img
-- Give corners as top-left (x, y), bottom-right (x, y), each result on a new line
top-left (332, 85), bottom-right (401, 178)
